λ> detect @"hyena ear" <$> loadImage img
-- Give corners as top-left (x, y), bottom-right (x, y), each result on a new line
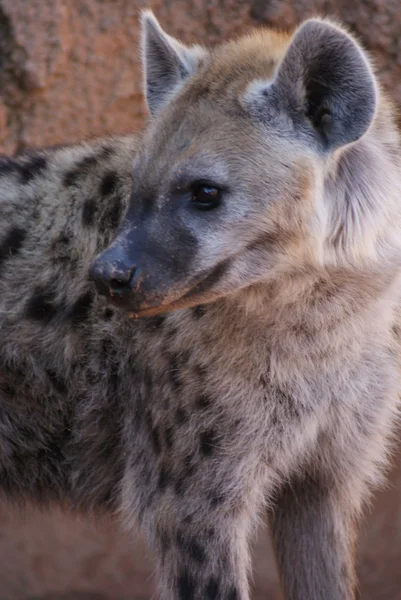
top-left (141, 10), bottom-right (207, 117)
top-left (254, 19), bottom-right (377, 151)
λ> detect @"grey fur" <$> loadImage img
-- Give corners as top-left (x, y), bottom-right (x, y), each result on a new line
top-left (0, 13), bottom-right (400, 600)
top-left (141, 11), bottom-right (206, 117)
top-left (267, 19), bottom-right (378, 151)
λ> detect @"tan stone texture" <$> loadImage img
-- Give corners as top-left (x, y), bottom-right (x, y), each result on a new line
top-left (0, 0), bottom-right (401, 598)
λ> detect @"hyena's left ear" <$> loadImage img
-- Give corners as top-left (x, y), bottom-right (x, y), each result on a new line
top-left (248, 19), bottom-right (377, 151)
top-left (141, 10), bottom-right (207, 117)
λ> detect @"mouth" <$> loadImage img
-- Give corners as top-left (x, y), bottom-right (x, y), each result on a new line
top-left (113, 287), bottom-right (211, 319)
top-left (107, 261), bottom-right (230, 318)
top-left (127, 293), bottom-right (214, 318)
top-left (128, 299), bottom-right (194, 318)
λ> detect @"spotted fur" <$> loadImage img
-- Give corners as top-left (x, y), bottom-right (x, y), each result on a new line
top-left (0, 12), bottom-right (400, 600)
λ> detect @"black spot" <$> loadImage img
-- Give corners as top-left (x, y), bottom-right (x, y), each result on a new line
top-left (183, 452), bottom-right (197, 477)
top-left (19, 155), bottom-right (47, 184)
top-left (158, 528), bottom-right (171, 555)
top-left (227, 587), bottom-right (238, 600)
top-left (54, 232), bottom-right (71, 247)
top-left (86, 368), bottom-right (99, 387)
top-left (183, 514), bottom-right (193, 524)
top-left (232, 418), bottom-right (242, 431)
top-left (206, 577), bottom-right (220, 600)
top-left (0, 226), bottom-right (27, 268)
top-left (180, 350), bottom-right (191, 365)
top-left (291, 321), bottom-right (314, 340)
top-left (169, 354), bottom-right (182, 390)
top-left (189, 260), bottom-right (231, 296)
top-left (178, 569), bottom-right (196, 600)
top-left (143, 367), bottom-right (153, 396)
top-left (45, 368), bottom-right (67, 394)
top-left (175, 407), bottom-right (188, 425)
top-left (158, 465), bottom-right (171, 491)
top-left (164, 425), bottom-right (174, 449)
top-left (162, 393), bottom-right (171, 410)
top-left (0, 157), bottom-right (17, 176)
top-left (0, 381), bottom-right (17, 397)
top-left (392, 324), bottom-right (401, 338)
top-left (176, 530), bottom-right (205, 564)
top-left (200, 429), bottom-right (217, 456)
top-left (151, 426), bottom-right (162, 455)
top-left (188, 539), bottom-right (205, 564)
top-left (99, 196), bottom-right (123, 233)
top-left (209, 489), bottom-right (226, 508)
top-left (192, 304), bottom-right (207, 319)
top-left (166, 326), bottom-right (178, 341)
top-left (144, 409), bottom-right (153, 433)
top-left (68, 290), bottom-right (94, 326)
top-left (176, 529), bottom-right (186, 551)
top-left (143, 315), bottom-right (166, 331)
top-left (63, 169), bottom-right (80, 187)
top-left (107, 360), bottom-right (120, 399)
top-left (25, 288), bottom-right (60, 323)
top-left (37, 437), bottom-right (65, 465)
top-left (82, 198), bottom-right (97, 227)
top-left (193, 362), bottom-right (208, 378)
top-left (77, 154), bottom-right (99, 170)
top-left (276, 387), bottom-right (292, 405)
top-left (132, 388), bottom-right (146, 427)
top-left (100, 171), bottom-right (118, 197)
top-left (246, 229), bottom-right (283, 253)
top-left (174, 472), bottom-right (190, 496)
top-left (63, 154), bottom-right (99, 188)
top-left (107, 197), bottom-right (123, 230)
top-left (196, 393), bottom-right (212, 410)
top-left (100, 145), bottom-right (116, 159)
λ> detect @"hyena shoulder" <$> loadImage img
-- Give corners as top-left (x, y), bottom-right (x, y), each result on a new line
top-left (0, 136), bottom-right (138, 300)
top-left (0, 135), bottom-right (142, 504)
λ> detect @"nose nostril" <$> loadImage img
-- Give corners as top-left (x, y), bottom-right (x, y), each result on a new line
top-left (110, 276), bottom-right (130, 290)
top-left (89, 254), bottom-right (137, 299)
top-left (109, 266), bottom-right (136, 294)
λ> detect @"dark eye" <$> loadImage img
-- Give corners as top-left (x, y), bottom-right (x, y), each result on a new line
top-left (190, 184), bottom-right (222, 210)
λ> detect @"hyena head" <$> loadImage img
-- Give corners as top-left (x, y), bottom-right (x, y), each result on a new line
top-left (90, 11), bottom-right (378, 317)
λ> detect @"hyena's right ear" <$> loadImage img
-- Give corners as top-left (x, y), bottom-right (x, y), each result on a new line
top-left (141, 11), bottom-right (207, 117)
top-left (247, 19), bottom-right (377, 151)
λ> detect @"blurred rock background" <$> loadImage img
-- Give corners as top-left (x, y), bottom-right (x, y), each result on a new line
top-left (0, 0), bottom-right (401, 598)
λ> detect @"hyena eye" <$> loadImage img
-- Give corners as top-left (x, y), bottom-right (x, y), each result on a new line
top-left (190, 184), bottom-right (222, 210)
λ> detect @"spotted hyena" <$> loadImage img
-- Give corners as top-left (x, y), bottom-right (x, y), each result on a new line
top-left (0, 10), bottom-right (400, 600)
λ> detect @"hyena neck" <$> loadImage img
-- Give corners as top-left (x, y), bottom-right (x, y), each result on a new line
top-left (221, 264), bottom-right (398, 366)
top-left (226, 113), bottom-right (401, 350)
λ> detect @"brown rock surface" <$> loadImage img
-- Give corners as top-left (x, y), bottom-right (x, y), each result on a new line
top-left (0, 0), bottom-right (401, 598)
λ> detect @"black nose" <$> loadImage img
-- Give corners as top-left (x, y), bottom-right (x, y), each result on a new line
top-left (89, 254), bottom-right (138, 298)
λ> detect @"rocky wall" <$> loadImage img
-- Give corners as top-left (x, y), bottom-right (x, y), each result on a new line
top-left (1, 1), bottom-right (401, 598)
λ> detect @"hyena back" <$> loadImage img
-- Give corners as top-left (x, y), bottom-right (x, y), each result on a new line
top-left (1, 11), bottom-right (401, 600)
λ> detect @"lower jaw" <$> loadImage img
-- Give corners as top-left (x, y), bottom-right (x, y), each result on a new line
top-left (129, 293), bottom-right (207, 318)
top-left (105, 291), bottom-right (193, 319)
top-left (113, 289), bottom-right (216, 319)
top-left (108, 279), bottom-right (229, 318)
top-left (128, 302), bottom-right (183, 318)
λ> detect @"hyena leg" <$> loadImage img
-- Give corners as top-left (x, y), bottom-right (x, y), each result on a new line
top-left (152, 508), bottom-right (253, 600)
top-left (122, 449), bottom-right (266, 599)
top-left (269, 472), bottom-right (358, 600)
